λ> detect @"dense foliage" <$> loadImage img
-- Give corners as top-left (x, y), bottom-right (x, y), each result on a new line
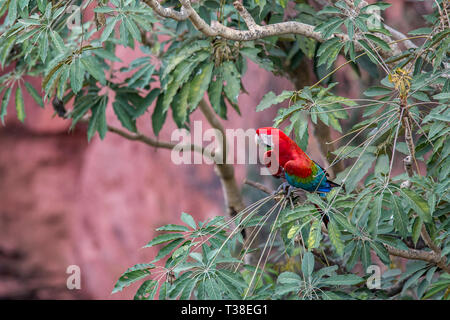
top-left (0, 0), bottom-right (448, 300)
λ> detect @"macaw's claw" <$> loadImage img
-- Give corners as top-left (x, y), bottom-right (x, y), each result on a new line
top-left (273, 182), bottom-right (296, 198)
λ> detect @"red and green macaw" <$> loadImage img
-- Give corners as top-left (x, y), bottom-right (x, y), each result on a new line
top-left (255, 127), bottom-right (340, 195)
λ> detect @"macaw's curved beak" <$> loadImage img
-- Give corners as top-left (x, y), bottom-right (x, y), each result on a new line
top-left (255, 132), bottom-right (274, 148)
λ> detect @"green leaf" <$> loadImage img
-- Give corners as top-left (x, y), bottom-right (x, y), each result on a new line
top-left (392, 196), bottom-right (408, 238)
top-left (368, 193), bottom-right (383, 236)
top-left (134, 280), bottom-right (158, 300)
top-left (239, 47), bottom-right (274, 71)
top-left (171, 82), bottom-right (190, 127)
top-left (161, 40), bottom-right (210, 80)
top-left (222, 61), bottom-right (241, 105)
top-left (307, 218), bottom-right (322, 249)
top-left (180, 276), bottom-right (198, 300)
top-left (124, 17), bottom-right (141, 40)
top-left (87, 97), bottom-right (107, 141)
top-left (318, 6), bottom-right (342, 15)
top-left (277, 272), bottom-right (302, 285)
top-left (187, 61), bottom-right (214, 111)
top-left (181, 212), bottom-right (196, 230)
top-left (100, 16), bottom-right (118, 42)
top-left (365, 34), bottom-right (391, 52)
top-left (133, 88), bottom-right (160, 119)
top-left (1, 87), bottom-right (12, 125)
top-left (287, 224), bottom-right (300, 239)
top-left (400, 189), bottom-right (432, 223)
top-left (321, 274), bottom-right (364, 286)
top-left (337, 153), bottom-right (376, 193)
top-left (328, 219), bottom-right (344, 256)
top-left (112, 263), bottom-right (155, 293)
top-left (156, 224), bottom-right (190, 232)
top-left (293, 113), bottom-right (309, 150)
top-left (39, 31), bottom-right (49, 63)
top-left (432, 92), bottom-right (450, 101)
top-left (363, 86), bottom-right (391, 97)
top-left (70, 58), bottom-right (85, 94)
top-left (81, 55), bottom-right (106, 85)
top-left (49, 30), bottom-right (65, 53)
top-left (151, 95), bottom-right (167, 136)
top-left (127, 64), bottom-right (155, 87)
top-left (358, 39), bottom-right (379, 64)
top-left (361, 2), bottom-right (391, 11)
top-left (301, 251), bottom-right (314, 277)
top-left (153, 238), bottom-right (185, 262)
top-left (256, 90), bottom-right (293, 111)
top-left (370, 241), bottom-right (390, 265)
top-left (361, 241), bottom-right (371, 270)
top-left (24, 82), bottom-right (44, 108)
top-left (15, 85), bottom-right (25, 123)
top-left (411, 216), bottom-right (423, 246)
top-left (143, 233), bottom-right (184, 248)
top-left (208, 74), bottom-right (225, 118)
top-left (7, 0), bottom-right (17, 25)
top-left (112, 100), bottom-right (137, 133)
top-left (216, 272), bottom-right (241, 299)
top-left (0, 35), bottom-right (16, 67)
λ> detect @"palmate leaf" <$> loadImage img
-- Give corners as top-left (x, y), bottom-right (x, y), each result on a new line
top-left (134, 280), bottom-right (158, 300)
top-left (1, 87), bottom-right (12, 125)
top-left (171, 81), bottom-right (190, 127)
top-left (143, 233), bottom-right (184, 248)
top-left (400, 189), bottom-right (432, 223)
top-left (301, 251), bottom-right (315, 277)
top-left (181, 212), bottom-right (197, 230)
top-left (392, 195), bottom-right (408, 238)
top-left (320, 274), bottom-right (364, 286)
top-left (222, 61), bottom-right (241, 105)
top-left (187, 61), bottom-right (214, 111)
top-left (81, 55), bottom-right (106, 85)
top-left (256, 90), bottom-right (294, 111)
top-left (151, 94), bottom-right (168, 136)
top-left (307, 218), bottom-right (322, 249)
top-left (15, 85), bottom-right (25, 123)
top-left (368, 193), bottom-right (383, 236)
top-left (153, 238), bottom-right (185, 263)
top-left (365, 34), bottom-right (391, 52)
top-left (70, 58), bottom-right (85, 94)
top-left (161, 55), bottom-right (209, 115)
top-left (161, 40), bottom-right (211, 80)
top-left (328, 219), bottom-right (344, 256)
top-left (112, 99), bottom-right (137, 133)
top-left (112, 263), bottom-right (155, 293)
top-left (208, 72), bottom-right (225, 118)
top-left (87, 96), bottom-right (108, 141)
top-left (370, 241), bottom-right (391, 265)
top-left (24, 81), bottom-right (44, 108)
top-left (0, 34), bottom-right (16, 67)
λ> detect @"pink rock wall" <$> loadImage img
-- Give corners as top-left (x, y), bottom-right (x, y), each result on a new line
top-left (0, 44), bottom-right (293, 298)
top-left (0, 0), bottom-right (430, 299)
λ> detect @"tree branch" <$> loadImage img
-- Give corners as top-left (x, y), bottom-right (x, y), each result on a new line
top-left (198, 99), bottom-right (245, 216)
top-left (143, 0), bottom-right (327, 42)
top-left (243, 178), bottom-right (272, 195)
top-left (384, 244), bottom-right (449, 274)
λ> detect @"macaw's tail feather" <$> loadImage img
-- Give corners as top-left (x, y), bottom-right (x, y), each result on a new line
top-left (316, 180), bottom-right (340, 193)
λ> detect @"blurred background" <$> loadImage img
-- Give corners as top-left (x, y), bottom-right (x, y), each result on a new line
top-left (0, 0), bottom-right (434, 299)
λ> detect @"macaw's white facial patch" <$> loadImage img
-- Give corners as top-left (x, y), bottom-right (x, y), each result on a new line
top-left (256, 133), bottom-right (274, 147)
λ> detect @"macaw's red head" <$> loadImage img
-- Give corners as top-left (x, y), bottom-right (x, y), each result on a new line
top-left (255, 127), bottom-right (305, 168)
